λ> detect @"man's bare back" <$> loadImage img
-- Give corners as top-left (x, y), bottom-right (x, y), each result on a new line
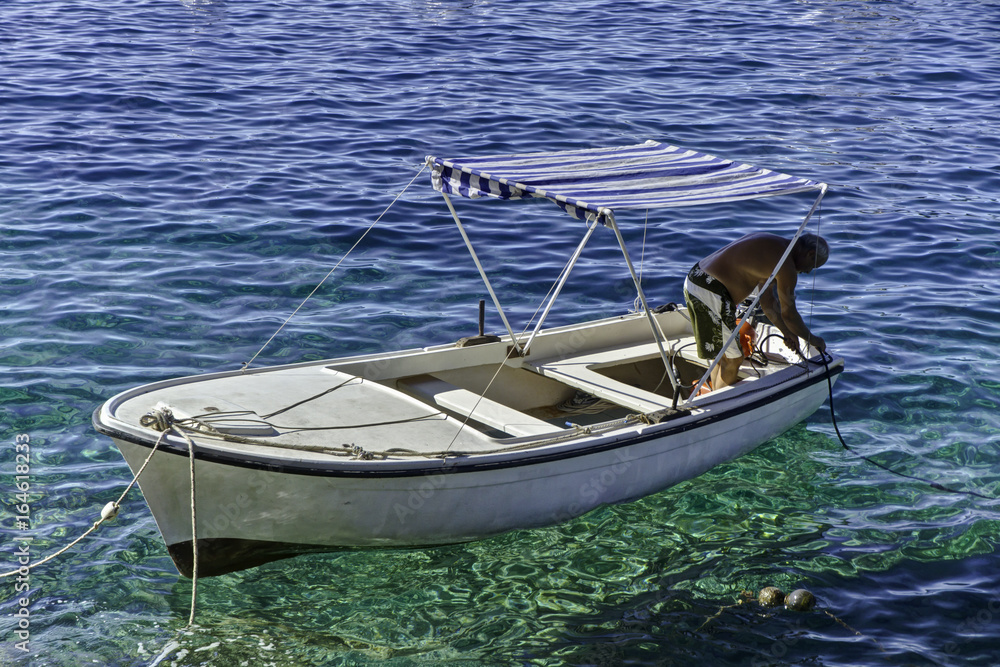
top-left (700, 233), bottom-right (798, 303)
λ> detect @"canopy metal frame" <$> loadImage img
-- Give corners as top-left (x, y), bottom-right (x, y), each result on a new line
top-left (439, 192), bottom-right (682, 394)
top-left (428, 142), bottom-right (829, 410)
top-left (521, 213), bottom-right (601, 356)
top-left (605, 209), bottom-right (681, 395)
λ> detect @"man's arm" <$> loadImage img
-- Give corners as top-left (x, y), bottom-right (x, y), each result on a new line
top-left (758, 285), bottom-right (797, 352)
top-left (772, 270), bottom-right (826, 354)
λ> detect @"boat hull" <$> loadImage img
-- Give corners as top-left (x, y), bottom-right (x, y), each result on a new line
top-left (105, 357), bottom-right (839, 576)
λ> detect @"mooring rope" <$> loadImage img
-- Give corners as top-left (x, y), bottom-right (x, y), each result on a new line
top-left (135, 410), bottom-right (202, 625)
top-left (0, 409), bottom-right (206, 627)
top-left (752, 208), bottom-right (988, 499)
top-left (172, 424), bottom-right (200, 626)
top-left (819, 354), bottom-right (994, 500)
top-left (242, 163), bottom-right (427, 372)
top-left (0, 427), bottom-right (167, 579)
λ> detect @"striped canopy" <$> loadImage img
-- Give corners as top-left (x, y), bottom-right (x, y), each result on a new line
top-left (429, 140), bottom-right (824, 222)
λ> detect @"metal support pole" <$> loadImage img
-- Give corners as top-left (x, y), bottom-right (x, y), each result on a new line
top-left (441, 192), bottom-right (522, 352)
top-left (607, 211), bottom-right (680, 394)
top-left (521, 214), bottom-right (600, 356)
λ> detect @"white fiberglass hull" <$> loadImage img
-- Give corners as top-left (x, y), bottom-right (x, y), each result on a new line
top-left (97, 312), bottom-right (841, 576)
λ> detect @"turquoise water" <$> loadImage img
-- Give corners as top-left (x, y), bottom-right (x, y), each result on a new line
top-left (2, 0), bottom-right (1000, 664)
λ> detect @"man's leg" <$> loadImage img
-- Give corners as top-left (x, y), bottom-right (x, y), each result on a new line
top-left (712, 354), bottom-right (744, 389)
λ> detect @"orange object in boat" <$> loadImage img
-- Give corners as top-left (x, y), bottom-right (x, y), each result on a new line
top-left (739, 320), bottom-right (756, 357)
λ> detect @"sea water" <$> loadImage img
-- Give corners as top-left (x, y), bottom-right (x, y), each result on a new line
top-left (1, 0), bottom-right (999, 664)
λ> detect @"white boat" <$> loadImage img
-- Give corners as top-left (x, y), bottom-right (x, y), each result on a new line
top-left (94, 141), bottom-right (842, 577)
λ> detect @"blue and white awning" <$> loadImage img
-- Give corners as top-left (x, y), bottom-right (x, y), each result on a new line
top-left (428, 140), bottom-right (825, 222)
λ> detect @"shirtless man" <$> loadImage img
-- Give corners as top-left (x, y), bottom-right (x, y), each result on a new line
top-left (683, 232), bottom-right (829, 390)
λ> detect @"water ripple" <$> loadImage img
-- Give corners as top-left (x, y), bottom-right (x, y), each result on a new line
top-left (3, 0), bottom-right (1000, 665)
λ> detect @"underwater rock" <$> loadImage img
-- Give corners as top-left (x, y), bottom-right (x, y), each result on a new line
top-left (758, 587), bottom-right (785, 608)
top-left (785, 589), bottom-right (816, 612)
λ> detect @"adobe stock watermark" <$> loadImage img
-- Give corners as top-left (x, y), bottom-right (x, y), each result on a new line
top-left (551, 448), bottom-right (637, 524)
top-left (8, 433), bottom-right (33, 654)
top-left (943, 597), bottom-right (1000, 659)
top-left (393, 469), bottom-right (450, 524)
top-left (393, 447), bottom-right (637, 526)
top-left (202, 463), bottom-right (282, 536)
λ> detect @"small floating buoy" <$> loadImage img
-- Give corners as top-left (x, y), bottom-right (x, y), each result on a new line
top-left (101, 502), bottom-right (120, 522)
top-left (785, 589), bottom-right (816, 612)
top-left (758, 586), bottom-right (785, 608)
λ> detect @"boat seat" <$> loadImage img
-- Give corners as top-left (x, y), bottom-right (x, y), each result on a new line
top-left (561, 337), bottom-right (701, 369)
top-left (526, 336), bottom-right (775, 411)
top-left (524, 338), bottom-right (702, 413)
top-left (397, 375), bottom-right (558, 438)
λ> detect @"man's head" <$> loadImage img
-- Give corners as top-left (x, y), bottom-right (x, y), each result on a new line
top-left (793, 234), bottom-right (829, 274)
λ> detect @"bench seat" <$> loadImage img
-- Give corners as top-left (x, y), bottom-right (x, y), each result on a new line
top-left (397, 375), bottom-right (558, 438)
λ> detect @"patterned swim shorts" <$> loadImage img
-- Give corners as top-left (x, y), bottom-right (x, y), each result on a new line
top-left (683, 263), bottom-right (743, 360)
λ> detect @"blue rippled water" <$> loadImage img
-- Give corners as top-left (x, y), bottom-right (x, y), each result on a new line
top-left (2, 0), bottom-right (1000, 664)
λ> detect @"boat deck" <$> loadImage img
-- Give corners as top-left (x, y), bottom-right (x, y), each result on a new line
top-left (102, 314), bottom-right (803, 462)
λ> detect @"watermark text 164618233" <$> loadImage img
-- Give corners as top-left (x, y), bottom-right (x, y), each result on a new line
top-left (10, 433), bottom-right (33, 653)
